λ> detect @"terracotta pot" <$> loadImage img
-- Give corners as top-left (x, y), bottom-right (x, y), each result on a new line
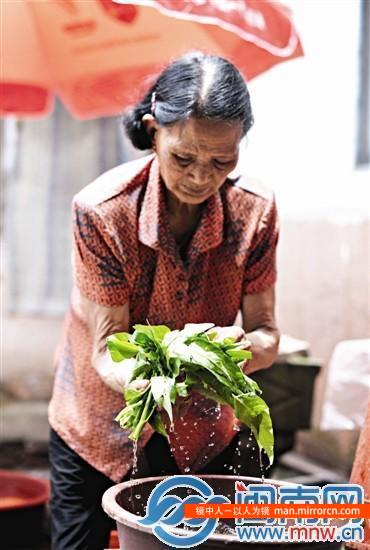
top-left (0, 469), bottom-right (49, 548)
top-left (102, 475), bottom-right (342, 549)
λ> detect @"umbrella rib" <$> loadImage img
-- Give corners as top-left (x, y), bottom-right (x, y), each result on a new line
top-left (119, 0), bottom-right (300, 57)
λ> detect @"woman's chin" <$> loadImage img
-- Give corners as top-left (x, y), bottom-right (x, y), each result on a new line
top-left (176, 187), bottom-right (213, 204)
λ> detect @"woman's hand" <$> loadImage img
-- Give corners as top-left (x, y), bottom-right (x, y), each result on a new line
top-left (209, 325), bottom-right (251, 349)
top-left (94, 353), bottom-right (141, 393)
top-left (182, 323), bottom-right (251, 348)
top-left (209, 325), bottom-right (252, 371)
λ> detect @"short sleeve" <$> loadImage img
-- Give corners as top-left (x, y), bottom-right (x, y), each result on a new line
top-left (243, 196), bottom-right (279, 294)
top-left (72, 199), bottom-right (130, 307)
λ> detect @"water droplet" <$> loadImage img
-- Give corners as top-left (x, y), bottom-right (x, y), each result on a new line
top-left (132, 440), bottom-right (138, 474)
top-left (258, 448), bottom-right (264, 472)
top-left (208, 443), bottom-right (215, 447)
top-left (179, 445), bottom-right (184, 451)
top-left (184, 467), bottom-right (190, 472)
top-left (135, 494), bottom-right (141, 500)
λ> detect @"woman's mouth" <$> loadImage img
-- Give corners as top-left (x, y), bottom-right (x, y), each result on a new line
top-left (180, 184), bottom-right (211, 196)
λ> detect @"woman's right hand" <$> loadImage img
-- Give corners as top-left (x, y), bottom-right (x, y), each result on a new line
top-left (94, 352), bottom-right (138, 393)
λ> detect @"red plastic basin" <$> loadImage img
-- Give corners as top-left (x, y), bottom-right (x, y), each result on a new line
top-left (0, 469), bottom-right (49, 548)
top-left (0, 469), bottom-right (49, 510)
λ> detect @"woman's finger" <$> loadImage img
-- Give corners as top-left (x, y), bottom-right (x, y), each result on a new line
top-left (209, 325), bottom-right (245, 342)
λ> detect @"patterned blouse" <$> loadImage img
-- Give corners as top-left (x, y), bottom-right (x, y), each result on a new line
top-left (48, 154), bottom-right (278, 482)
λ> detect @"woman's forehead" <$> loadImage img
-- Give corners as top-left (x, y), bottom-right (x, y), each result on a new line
top-left (161, 117), bottom-right (242, 154)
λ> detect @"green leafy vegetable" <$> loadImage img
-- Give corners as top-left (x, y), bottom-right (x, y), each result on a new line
top-left (107, 324), bottom-right (274, 464)
top-left (107, 333), bottom-right (140, 360)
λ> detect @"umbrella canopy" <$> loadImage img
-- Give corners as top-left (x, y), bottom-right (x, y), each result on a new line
top-left (0, 0), bottom-right (303, 119)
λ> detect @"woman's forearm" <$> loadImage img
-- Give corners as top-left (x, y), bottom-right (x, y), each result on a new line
top-left (243, 326), bottom-right (280, 374)
top-left (79, 293), bottom-right (131, 390)
top-left (241, 287), bottom-right (279, 374)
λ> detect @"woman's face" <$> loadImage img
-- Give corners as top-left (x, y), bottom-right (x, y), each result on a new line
top-left (151, 117), bottom-right (243, 205)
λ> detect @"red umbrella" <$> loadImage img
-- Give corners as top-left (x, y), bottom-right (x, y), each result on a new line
top-left (0, 0), bottom-right (303, 119)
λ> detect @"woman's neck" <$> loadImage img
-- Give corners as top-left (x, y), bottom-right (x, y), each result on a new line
top-left (166, 189), bottom-right (202, 220)
top-left (165, 189), bottom-right (204, 251)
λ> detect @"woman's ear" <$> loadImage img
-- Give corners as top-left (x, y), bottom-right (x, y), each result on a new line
top-left (142, 114), bottom-right (157, 144)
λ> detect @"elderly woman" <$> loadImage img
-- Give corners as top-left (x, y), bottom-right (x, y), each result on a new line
top-left (48, 52), bottom-right (279, 549)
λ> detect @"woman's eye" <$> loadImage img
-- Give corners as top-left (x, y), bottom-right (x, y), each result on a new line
top-left (173, 154), bottom-right (192, 166)
top-left (214, 159), bottom-right (233, 169)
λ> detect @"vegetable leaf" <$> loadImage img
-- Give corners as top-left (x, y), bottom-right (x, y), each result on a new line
top-left (151, 376), bottom-right (175, 423)
top-left (133, 324), bottom-right (171, 342)
top-left (107, 334), bottom-right (140, 361)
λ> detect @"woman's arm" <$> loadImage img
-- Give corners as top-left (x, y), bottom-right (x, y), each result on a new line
top-left (71, 196), bottom-right (137, 392)
top-left (241, 285), bottom-right (280, 374)
top-left (80, 294), bottom-right (134, 392)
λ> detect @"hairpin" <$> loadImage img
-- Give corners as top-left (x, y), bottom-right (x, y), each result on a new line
top-left (151, 92), bottom-right (156, 115)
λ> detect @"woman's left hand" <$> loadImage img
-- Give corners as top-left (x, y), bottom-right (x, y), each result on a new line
top-left (210, 325), bottom-right (251, 348)
top-left (209, 325), bottom-right (252, 370)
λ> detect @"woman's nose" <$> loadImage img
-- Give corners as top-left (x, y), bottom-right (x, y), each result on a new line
top-left (189, 163), bottom-right (212, 184)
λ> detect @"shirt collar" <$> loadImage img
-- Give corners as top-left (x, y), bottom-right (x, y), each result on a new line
top-left (138, 156), bottom-right (161, 251)
top-left (138, 156), bottom-right (224, 257)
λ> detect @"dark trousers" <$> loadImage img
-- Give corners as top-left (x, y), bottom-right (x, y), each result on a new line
top-left (49, 429), bottom-right (116, 550)
top-left (49, 427), bottom-right (267, 549)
